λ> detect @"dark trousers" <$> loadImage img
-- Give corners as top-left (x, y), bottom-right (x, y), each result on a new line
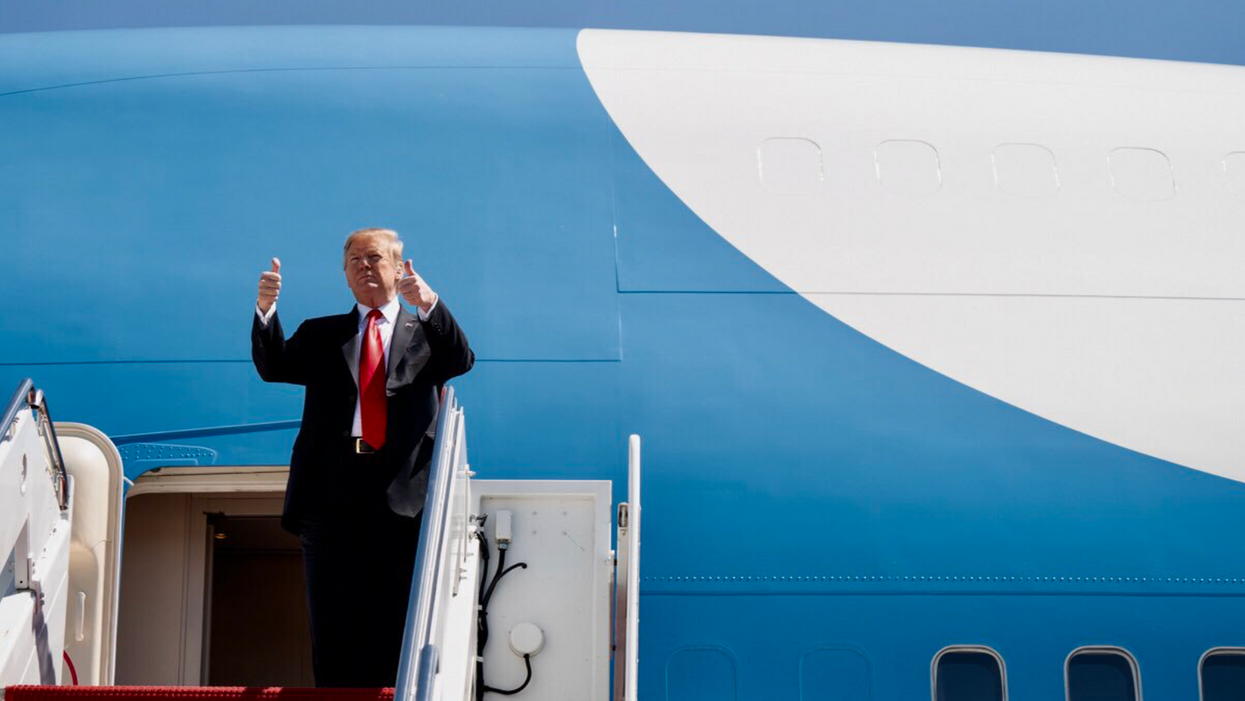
top-left (300, 452), bottom-right (424, 688)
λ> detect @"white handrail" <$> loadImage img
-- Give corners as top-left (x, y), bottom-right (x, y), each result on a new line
top-left (612, 435), bottom-right (642, 701)
top-left (2, 378), bottom-right (69, 510)
top-left (624, 434), bottom-right (641, 701)
top-left (394, 386), bottom-right (462, 701)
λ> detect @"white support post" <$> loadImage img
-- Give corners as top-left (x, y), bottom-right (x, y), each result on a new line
top-left (612, 435), bottom-right (641, 701)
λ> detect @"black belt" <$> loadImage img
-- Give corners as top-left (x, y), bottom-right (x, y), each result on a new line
top-left (351, 438), bottom-right (381, 455)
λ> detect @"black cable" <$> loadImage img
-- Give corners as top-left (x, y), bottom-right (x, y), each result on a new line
top-left (479, 548), bottom-right (506, 658)
top-left (474, 519), bottom-right (491, 701)
top-left (477, 524), bottom-right (491, 605)
top-left (475, 531), bottom-right (532, 698)
top-left (484, 548), bottom-right (507, 609)
top-left (483, 654), bottom-right (532, 696)
top-left (483, 561), bottom-right (528, 608)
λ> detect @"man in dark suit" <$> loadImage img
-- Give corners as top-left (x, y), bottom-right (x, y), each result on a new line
top-left (251, 227), bottom-right (474, 688)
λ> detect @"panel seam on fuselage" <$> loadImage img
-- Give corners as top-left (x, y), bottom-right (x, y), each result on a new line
top-left (615, 290), bottom-right (1245, 301)
top-left (0, 65), bottom-right (583, 99)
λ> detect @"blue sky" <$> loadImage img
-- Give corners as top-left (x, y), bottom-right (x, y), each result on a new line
top-left (1, 0), bottom-right (1244, 67)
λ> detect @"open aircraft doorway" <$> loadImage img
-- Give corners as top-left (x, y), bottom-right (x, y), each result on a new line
top-left (204, 513), bottom-right (312, 686)
top-left (114, 468), bottom-right (311, 687)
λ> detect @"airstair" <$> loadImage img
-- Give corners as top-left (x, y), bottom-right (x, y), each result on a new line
top-left (0, 383), bottom-right (640, 701)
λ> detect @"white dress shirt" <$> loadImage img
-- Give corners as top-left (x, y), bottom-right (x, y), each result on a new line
top-left (255, 295), bottom-right (437, 437)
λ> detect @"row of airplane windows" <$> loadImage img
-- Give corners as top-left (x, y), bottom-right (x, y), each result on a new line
top-left (934, 645), bottom-right (1244, 701)
top-left (757, 138), bottom-right (1245, 201)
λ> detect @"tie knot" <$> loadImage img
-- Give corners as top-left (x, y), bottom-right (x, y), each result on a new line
top-left (367, 309), bottom-right (383, 322)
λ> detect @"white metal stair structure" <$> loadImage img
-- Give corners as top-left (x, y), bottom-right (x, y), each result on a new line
top-left (0, 379), bottom-right (124, 691)
top-left (1, 380), bottom-right (74, 685)
top-left (1, 381), bottom-right (627, 699)
top-left (394, 387), bottom-right (641, 701)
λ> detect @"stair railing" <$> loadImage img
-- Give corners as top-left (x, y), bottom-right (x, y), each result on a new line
top-left (394, 385), bottom-right (464, 701)
top-left (3, 377), bottom-right (70, 510)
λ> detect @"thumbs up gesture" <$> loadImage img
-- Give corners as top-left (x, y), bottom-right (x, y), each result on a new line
top-left (257, 257), bottom-right (281, 314)
top-left (398, 260), bottom-right (437, 313)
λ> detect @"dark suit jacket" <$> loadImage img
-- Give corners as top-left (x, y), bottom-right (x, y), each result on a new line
top-left (251, 300), bottom-right (474, 534)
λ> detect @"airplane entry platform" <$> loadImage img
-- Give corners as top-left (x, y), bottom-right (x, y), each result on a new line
top-left (1, 382), bottom-right (641, 701)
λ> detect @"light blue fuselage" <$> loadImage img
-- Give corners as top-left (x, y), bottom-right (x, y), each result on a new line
top-left (2, 26), bottom-right (1243, 700)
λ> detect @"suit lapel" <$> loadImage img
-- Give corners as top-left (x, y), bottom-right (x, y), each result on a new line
top-left (386, 306), bottom-right (430, 394)
top-left (340, 307), bottom-right (361, 388)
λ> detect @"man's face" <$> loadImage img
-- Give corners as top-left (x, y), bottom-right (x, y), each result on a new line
top-left (344, 238), bottom-right (401, 308)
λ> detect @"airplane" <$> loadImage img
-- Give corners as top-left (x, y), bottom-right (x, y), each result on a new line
top-left (2, 24), bottom-right (1244, 701)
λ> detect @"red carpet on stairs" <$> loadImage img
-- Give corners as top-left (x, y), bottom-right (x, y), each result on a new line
top-left (3, 688), bottom-right (395, 700)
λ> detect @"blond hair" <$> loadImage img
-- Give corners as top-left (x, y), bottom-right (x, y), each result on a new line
top-left (342, 227), bottom-right (404, 269)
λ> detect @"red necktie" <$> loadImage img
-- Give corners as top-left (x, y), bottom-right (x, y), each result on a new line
top-left (359, 309), bottom-right (387, 449)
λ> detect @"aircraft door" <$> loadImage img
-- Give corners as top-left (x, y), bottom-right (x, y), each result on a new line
top-left (56, 422), bottom-right (125, 685)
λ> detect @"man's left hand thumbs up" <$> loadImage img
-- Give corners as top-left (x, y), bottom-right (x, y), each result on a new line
top-left (398, 260), bottom-right (437, 313)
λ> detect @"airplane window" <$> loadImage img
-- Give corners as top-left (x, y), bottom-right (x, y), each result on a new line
top-left (875, 139), bottom-right (942, 197)
top-left (1108, 147), bottom-right (1175, 201)
top-left (1225, 152), bottom-right (1245, 197)
top-left (934, 648), bottom-right (1005, 701)
top-left (1201, 650), bottom-right (1245, 701)
top-left (1066, 649), bottom-right (1139, 701)
top-left (992, 143), bottom-right (1060, 197)
top-left (758, 137), bottom-right (825, 194)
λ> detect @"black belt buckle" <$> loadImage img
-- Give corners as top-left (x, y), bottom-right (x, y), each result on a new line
top-left (354, 438), bottom-right (376, 455)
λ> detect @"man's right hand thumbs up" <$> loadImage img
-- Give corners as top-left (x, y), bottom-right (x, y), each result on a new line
top-left (258, 257), bottom-right (282, 314)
